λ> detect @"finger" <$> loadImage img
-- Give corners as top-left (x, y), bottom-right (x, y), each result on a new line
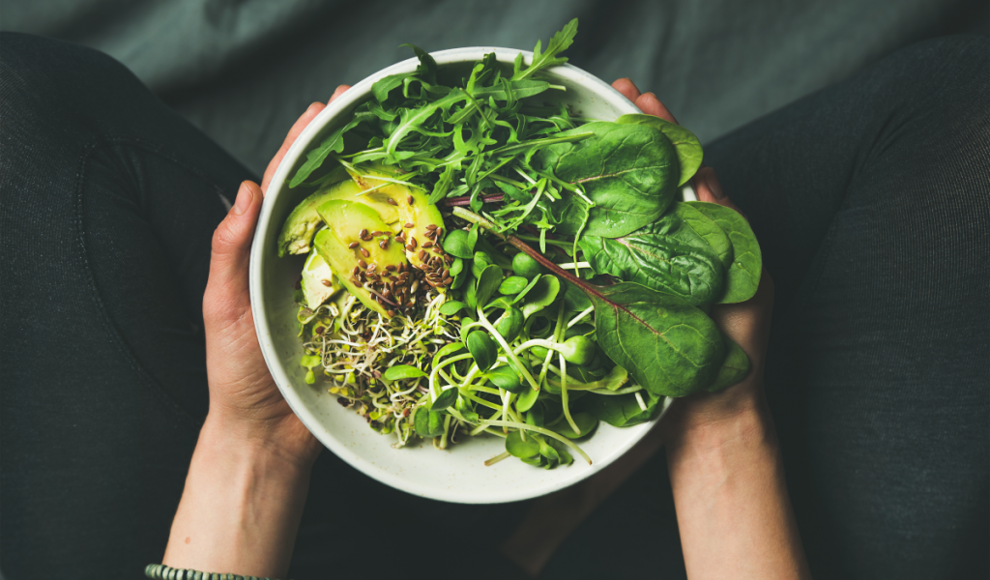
top-left (261, 102), bottom-right (327, 193)
top-left (611, 78), bottom-right (642, 102)
top-left (329, 84), bottom-right (351, 103)
top-left (693, 166), bottom-right (746, 215)
top-left (204, 180), bottom-right (263, 326)
top-left (634, 92), bottom-right (678, 124)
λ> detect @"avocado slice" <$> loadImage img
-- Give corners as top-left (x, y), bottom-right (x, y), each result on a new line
top-left (300, 246), bottom-right (340, 310)
top-left (314, 200), bottom-right (408, 317)
top-left (276, 172), bottom-right (353, 257)
top-left (347, 165), bottom-right (449, 287)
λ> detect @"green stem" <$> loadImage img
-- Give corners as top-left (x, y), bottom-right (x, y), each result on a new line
top-left (475, 306), bottom-right (540, 391)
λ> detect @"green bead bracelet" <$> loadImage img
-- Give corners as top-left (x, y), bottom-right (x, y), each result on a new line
top-left (144, 563), bottom-right (291, 580)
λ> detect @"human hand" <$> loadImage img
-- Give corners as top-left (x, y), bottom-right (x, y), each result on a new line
top-left (201, 85), bottom-right (353, 467)
top-left (610, 78), bottom-right (775, 443)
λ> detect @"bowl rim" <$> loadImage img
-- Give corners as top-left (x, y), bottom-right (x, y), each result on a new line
top-left (249, 47), bottom-right (677, 503)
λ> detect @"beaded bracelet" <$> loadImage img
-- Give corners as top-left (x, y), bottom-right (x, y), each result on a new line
top-left (144, 563), bottom-right (290, 580)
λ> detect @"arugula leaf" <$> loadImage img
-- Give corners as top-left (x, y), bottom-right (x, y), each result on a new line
top-left (289, 114), bottom-right (368, 188)
top-left (514, 18), bottom-right (578, 80)
top-left (685, 202), bottom-right (762, 304)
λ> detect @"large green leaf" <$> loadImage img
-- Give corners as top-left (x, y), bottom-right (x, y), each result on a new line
top-left (685, 202), bottom-right (762, 304)
top-left (579, 214), bottom-right (724, 306)
top-left (589, 283), bottom-right (724, 397)
top-left (616, 114), bottom-right (703, 186)
top-left (672, 202), bottom-right (733, 270)
top-left (536, 122), bottom-right (678, 237)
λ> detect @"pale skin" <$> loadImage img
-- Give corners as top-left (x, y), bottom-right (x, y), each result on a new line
top-left (163, 82), bottom-right (810, 579)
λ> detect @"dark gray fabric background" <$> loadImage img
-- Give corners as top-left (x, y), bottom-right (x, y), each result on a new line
top-left (4, 0), bottom-right (987, 173)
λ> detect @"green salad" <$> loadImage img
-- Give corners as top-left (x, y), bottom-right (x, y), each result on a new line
top-left (278, 19), bottom-right (762, 468)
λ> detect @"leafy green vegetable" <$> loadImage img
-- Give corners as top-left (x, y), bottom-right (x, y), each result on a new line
top-left (685, 202), bottom-right (762, 304)
top-left (554, 412), bottom-right (599, 439)
top-left (706, 336), bottom-right (750, 392)
top-left (414, 405), bottom-right (446, 438)
top-left (512, 252), bottom-right (543, 278)
top-left (536, 122), bottom-right (679, 237)
top-left (520, 275), bottom-right (561, 319)
top-left (512, 18), bottom-right (578, 80)
top-left (498, 276), bottom-right (530, 295)
top-left (581, 391), bottom-right (662, 427)
top-left (589, 283), bottom-right (724, 397)
top-left (432, 388), bottom-right (458, 411)
top-left (442, 229), bottom-right (475, 259)
top-left (383, 365), bottom-right (428, 381)
top-left (616, 114), bottom-right (703, 187)
top-left (493, 307), bottom-right (524, 342)
top-left (466, 330), bottom-right (498, 371)
top-left (579, 216), bottom-right (725, 306)
top-left (486, 365), bottom-right (525, 394)
top-left (673, 202), bottom-right (733, 270)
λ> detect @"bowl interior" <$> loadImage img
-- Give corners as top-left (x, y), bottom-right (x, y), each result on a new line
top-left (250, 47), bottom-right (677, 504)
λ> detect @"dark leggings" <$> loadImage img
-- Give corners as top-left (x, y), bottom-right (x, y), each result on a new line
top-left (1, 32), bottom-right (986, 580)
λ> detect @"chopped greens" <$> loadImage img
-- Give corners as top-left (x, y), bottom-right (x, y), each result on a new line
top-left (279, 18), bottom-right (762, 468)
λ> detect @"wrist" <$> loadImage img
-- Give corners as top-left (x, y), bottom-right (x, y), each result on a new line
top-left (660, 381), bottom-right (773, 453)
top-left (204, 405), bottom-right (322, 470)
top-left (163, 415), bottom-right (315, 576)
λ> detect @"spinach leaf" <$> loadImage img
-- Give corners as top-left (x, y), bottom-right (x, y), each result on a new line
top-left (616, 114), bottom-right (703, 187)
top-left (706, 335), bottom-right (750, 393)
top-left (580, 390), bottom-right (662, 427)
top-left (536, 122), bottom-right (678, 237)
top-left (685, 202), bottom-right (762, 304)
top-left (579, 216), bottom-right (724, 306)
top-left (587, 283), bottom-right (724, 397)
top-left (475, 264), bottom-right (504, 307)
top-left (672, 202), bottom-right (733, 270)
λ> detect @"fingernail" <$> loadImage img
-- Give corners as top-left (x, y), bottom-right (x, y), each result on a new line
top-left (705, 169), bottom-right (726, 200)
top-left (233, 181), bottom-right (253, 215)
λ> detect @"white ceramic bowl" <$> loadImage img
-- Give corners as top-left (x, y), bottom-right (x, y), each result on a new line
top-left (250, 47), bottom-right (687, 504)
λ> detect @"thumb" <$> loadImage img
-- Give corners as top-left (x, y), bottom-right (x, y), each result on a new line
top-left (204, 180), bottom-right (263, 325)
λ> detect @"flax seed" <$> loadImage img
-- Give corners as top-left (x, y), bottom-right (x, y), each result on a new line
top-left (386, 264), bottom-right (396, 271)
top-left (359, 229), bottom-right (368, 238)
top-left (360, 248), bottom-right (370, 258)
top-left (426, 224), bottom-right (437, 231)
top-left (422, 241), bottom-right (433, 248)
top-left (348, 241), bottom-right (360, 249)
top-left (443, 277), bottom-right (453, 285)
top-left (404, 222), bottom-right (415, 228)
top-left (321, 279), bottom-right (332, 287)
top-left (358, 259), bottom-right (368, 269)
top-left (379, 240), bottom-right (388, 250)
top-left (409, 237), bottom-right (417, 249)
top-left (387, 198), bottom-right (397, 206)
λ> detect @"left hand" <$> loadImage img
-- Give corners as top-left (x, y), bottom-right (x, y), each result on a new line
top-left (201, 85), bottom-right (352, 466)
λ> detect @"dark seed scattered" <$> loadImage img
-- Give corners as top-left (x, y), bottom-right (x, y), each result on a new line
top-left (379, 240), bottom-right (388, 250)
top-left (443, 277), bottom-right (454, 285)
top-left (426, 224), bottom-right (437, 231)
top-left (405, 243), bottom-right (415, 252)
top-left (418, 250), bottom-right (427, 261)
top-left (442, 269), bottom-right (450, 279)
top-left (359, 229), bottom-right (368, 238)
top-left (358, 259), bottom-right (368, 268)
top-left (387, 309), bottom-right (396, 317)
top-left (321, 279), bottom-right (332, 287)
top-left (386, 264), bottom-right (396, 271)
top-left (404, 222), bottom-right (415, 228)
top-left (422, 241), bottom-right (433, 248)
top-left (386, 198), bottom-right (397, 206)
top-left (360, 248), bottom-right (370, 258)
top-left (407, 195), bottom-right (414, 205)
top-left (348, 241), bottom-right (359, 249)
